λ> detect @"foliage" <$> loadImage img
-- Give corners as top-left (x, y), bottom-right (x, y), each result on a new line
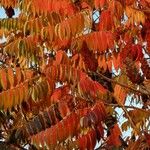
top-left (0, 0), bottom-right (150, 149)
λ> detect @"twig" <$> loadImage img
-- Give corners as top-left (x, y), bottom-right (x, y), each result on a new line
top-left (104, 103), bottom-right (150, 115)
top-left (120, 103), bottom-right (139, 134)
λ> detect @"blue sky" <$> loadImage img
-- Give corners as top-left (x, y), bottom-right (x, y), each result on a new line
top-left (0, 7), bottom-right (20, 42)
top-left (0, 7), bottom-right (20, 18)
top-left (0, 7), bottom-right (6, 18)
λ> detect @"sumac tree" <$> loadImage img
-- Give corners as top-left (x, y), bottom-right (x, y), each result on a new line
top-left (0, 0), bottom-right (150, 149)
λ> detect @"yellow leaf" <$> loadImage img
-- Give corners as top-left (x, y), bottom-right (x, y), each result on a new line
top-left (31, 86), bottom-right (39, 101)
top-left (126, 6), bottom-right (145, 25)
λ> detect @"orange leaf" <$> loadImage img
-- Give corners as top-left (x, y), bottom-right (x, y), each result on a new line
top-left (7, 89), bottom-right (14, 109)
top-left (3, 91), bottom-right (9, 110)
top-left (7, 67), bottom-right (14, 88)
top-left (15, 67), bottom-right (22, 85)
top-left (0, 69), bottom-right (7, 90)
top-left (99, 10), bottom-right (113, 31)
top-left (13, 88), bottom-right (19, 106)
top-left (94, 0), bottom-right (107, 9)
top-left (125, 0), bottom-right (135, 5)
top-left (54, 50), bottom-right (69, 65)
top-left (0, 93), bottom-right (4, 108)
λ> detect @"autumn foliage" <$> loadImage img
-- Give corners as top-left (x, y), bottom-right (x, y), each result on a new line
top-left (0, 0), bottom-right (150, 149)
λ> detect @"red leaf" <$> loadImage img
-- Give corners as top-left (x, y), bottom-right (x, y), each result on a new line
top-left (144, 132), bottom-right (150, 146)
top-left (77, 129), bottom-right (97, 150)
top-left (87, 129), bottom-right (97, 149)
top-left (57, 121), bottom-right (65, 141)
top-left (49, 126), bottom-right (57, 145)
top-left (99, 10), bottom-right (113, 31)
top-left (51, 86), bottom-right (69, 103)
top-left (80, 42), bottom-right (98, 71)
top-left (79, 135), bottom-right (87, 150)
top-left (67, 113), bottom-right (79, 136)
top-left (107, 124), bottom-right (122, 147)
top-left (81, 102), bottom-right (106, 128)
top-left (79, 74), bottom-right (107, 98)
top-left (131, 44), bottom-right (143, 61)
top-left (93, 81), bottom-right (107, 96)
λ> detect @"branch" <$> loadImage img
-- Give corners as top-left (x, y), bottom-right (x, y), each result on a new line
top-left (121, 104), bottom-right (141, 135)
top-left (104, 102), bottom-right (150, 134)
top-left (94, 72), bottom-right (150, 96)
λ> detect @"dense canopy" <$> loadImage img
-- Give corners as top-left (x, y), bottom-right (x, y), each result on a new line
top-left (0, 0), bottom-right (150, 149)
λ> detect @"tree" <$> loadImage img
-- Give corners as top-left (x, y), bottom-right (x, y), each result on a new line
top-left (0, 0), bottom-right (150, 149)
